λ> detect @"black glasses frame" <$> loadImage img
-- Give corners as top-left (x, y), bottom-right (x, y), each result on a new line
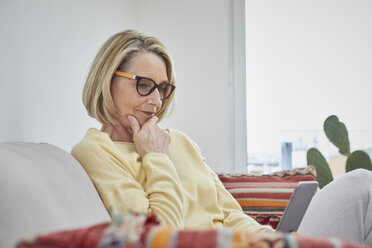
top-left (114, 71), bottom-right (175, 100)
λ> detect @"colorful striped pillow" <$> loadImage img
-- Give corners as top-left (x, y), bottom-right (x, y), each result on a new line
top-left (18, 210), bottom-right (371, 248)
top-left (217, 166), bottom-right (317, 229)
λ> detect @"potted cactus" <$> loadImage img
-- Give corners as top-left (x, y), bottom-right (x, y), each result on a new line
top-left (307, 115), bottom-right (372, 188)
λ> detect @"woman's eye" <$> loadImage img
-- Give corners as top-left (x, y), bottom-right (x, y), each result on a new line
top-left (158, 85), bottom-right (168, 92)
top-left (138, 83), bottom-right (148, 89)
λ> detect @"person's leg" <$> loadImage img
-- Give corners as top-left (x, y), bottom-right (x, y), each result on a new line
top-left (297, 168), bottom-right (372, 244)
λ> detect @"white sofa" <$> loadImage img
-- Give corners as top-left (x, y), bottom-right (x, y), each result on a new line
top-left (0, 142), bottom-right (111, 248)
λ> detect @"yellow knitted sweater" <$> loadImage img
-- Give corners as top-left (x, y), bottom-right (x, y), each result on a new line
top-left (71, 128), bottom-right (272, 233)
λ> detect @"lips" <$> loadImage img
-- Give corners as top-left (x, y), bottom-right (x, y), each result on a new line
top-left (140, 111), bottom-right (156, 118)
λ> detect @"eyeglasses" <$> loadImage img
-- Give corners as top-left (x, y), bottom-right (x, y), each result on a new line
top-left (114, 71), bottom-right (175, 100)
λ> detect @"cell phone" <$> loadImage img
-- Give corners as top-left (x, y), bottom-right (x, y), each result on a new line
top-left (276, 181), bottom-right (318, 233)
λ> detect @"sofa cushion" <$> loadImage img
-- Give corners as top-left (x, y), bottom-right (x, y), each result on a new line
top-left (0, 142), bottom-right (111, 248)
top-left (218, 166), bottom-right (317, 229)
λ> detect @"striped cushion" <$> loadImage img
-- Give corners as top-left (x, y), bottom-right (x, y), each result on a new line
top-left (18, 210), bottom-right (371, 248)
top-left (218, 166), bottom-right (317, 229)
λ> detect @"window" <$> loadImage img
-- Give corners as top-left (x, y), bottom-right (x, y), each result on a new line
top-left (245, 0), bottom-right (372, 175)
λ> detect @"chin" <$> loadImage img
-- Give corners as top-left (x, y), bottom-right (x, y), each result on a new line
top-left (135, 116), bottom-right (148, 127)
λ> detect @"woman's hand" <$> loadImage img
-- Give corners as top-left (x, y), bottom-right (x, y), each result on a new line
top-left (128, 115), bottom-right (171, 158)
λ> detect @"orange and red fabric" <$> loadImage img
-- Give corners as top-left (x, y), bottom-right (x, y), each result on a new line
top-left (17, 211), bottom-right (371, 248)
top-left (217, 166), bottom-right (317, 229)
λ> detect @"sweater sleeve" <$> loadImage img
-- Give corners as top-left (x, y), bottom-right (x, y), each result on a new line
top-left (207, 166), bottom-right (274, 233)
top-left (188, 139), bottom-right (274, 233)
top-left (71, 140), bottom-right (185, 228)
top-left (142, 153), bottom-right (185, 228)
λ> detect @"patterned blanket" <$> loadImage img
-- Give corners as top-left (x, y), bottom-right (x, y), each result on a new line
top-left (17, 212), bottom-right (371, 248)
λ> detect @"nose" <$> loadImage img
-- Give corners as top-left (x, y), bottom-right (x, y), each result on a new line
top-left (147, 88), bottom-right (162, 110)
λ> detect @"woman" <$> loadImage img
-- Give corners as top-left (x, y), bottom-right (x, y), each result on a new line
top-left (72, 30), bottom-right (372, 244)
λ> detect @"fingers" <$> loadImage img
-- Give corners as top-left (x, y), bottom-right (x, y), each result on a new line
top-left (142, 116), bottom-right (158, 129)
top-left (127, 115), bottom-right (169, 158)
top-left (128, 115), bottom-right (158, 135)
top-left (127, 115), bottom-right (140, 136)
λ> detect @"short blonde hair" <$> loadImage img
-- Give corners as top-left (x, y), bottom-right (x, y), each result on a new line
top-left (82, 30), bottom-right (175, 124)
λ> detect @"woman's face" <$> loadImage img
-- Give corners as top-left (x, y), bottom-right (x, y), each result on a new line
top-left (111, 52), bottom-right (167, 129)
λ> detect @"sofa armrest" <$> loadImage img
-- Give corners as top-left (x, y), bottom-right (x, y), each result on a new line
top-left (0, 142), bottom-right (111, 248)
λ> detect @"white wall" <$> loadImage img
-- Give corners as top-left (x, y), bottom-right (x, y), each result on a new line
top-left (0, 0), bottom-right (235, 172)
top-left (136, 0), bottom-right (233, 172)
top-left (0, 0), bottom-right (137, 146)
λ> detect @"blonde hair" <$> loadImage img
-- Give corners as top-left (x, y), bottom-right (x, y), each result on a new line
top-left (82, 30), bottom-right (175, 124)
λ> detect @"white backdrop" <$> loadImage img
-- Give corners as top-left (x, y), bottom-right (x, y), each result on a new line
top-left (0, 0), bottom-right (235, 172)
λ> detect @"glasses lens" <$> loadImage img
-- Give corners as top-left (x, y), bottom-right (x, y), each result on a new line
top-left (158, 83), bottom-right (173, 99)
top-left (137, 79), bottom-right (154, 96)
top-left (137, 78), bottom-right (174, 100)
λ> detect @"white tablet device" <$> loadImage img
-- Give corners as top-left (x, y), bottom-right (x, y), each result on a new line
top-left (276, 181), bottom-right (318, 233)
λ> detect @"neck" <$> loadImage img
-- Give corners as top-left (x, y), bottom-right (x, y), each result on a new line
top-left (100, 122), bottom-right (133, 143)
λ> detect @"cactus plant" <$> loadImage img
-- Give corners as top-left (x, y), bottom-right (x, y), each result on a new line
top-left (307, 115), bottom-right (372, 188)
top-left (307, 148), bottom-right (333, 189)
top-left (346, 150), bottom-right (372, 172)
top-left (323, 115), bottom-right (350, 155)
